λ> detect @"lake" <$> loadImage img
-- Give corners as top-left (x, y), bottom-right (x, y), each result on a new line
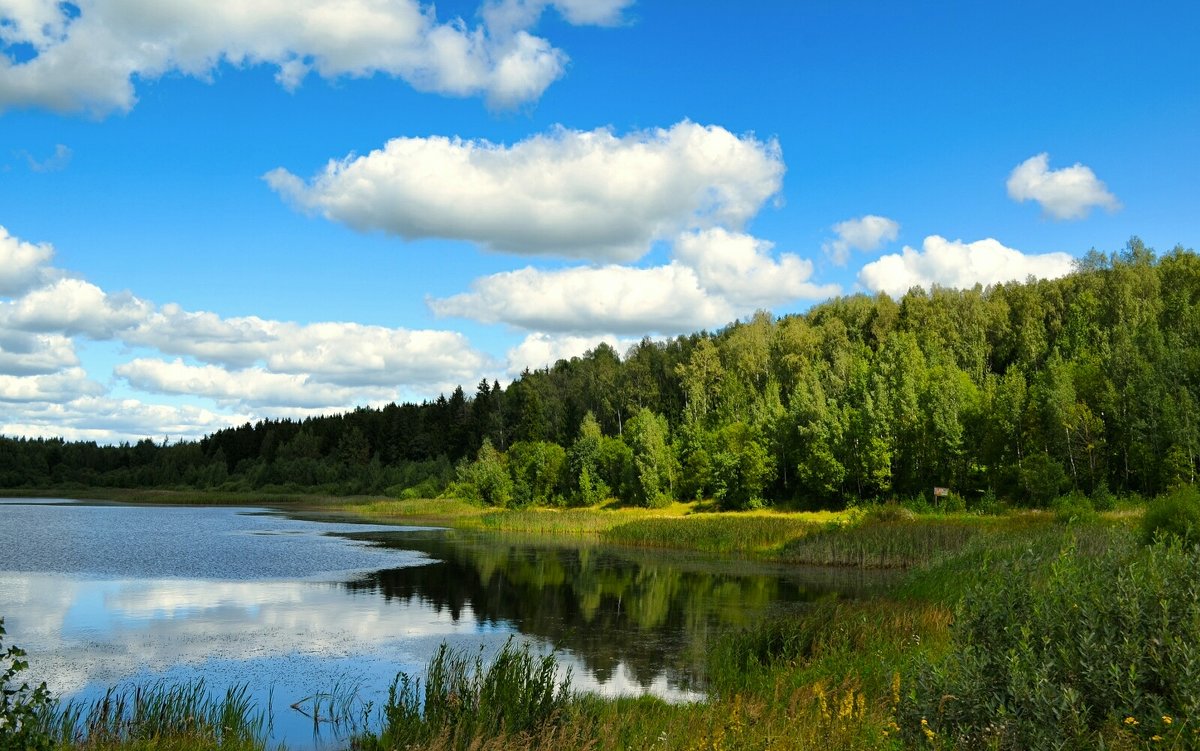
top-left (0, 499), bottom-right (879, 748)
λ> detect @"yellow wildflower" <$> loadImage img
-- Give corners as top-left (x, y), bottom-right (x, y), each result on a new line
top-left (1125, 716), bottom-right (1139, 726)
top-left (1152, 735), bottom-right (1163, 742)
top-left (1163, 715), bottom-right (1173, 725)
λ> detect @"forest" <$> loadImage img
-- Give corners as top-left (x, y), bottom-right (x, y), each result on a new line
top-left (3, 238), bottom-right (1197, 511)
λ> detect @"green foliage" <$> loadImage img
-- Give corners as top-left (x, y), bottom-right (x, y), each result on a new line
top-left (623, 409), bottom-right (675, 508)
top-left (507, 441), bottom-right (567, 507)
top-left (455, 439), bottom-right (513, 507)
top-left (1, 618), bottom-right (54, 751)
top-left (708, 422), bottom-right (775, 511)
top-left (568, 413), bottom-right (609, 506)
top-left (1141, 485), bottom-right (1200, 545)
top-left (361, 638), bottom-right (573, 751)
top-left (1052, 491), bottom-right (1098, 524)
top-left (903, 536), bottom-right (1200, 750)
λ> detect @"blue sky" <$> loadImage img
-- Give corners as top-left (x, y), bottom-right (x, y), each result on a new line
top-left (1, 0), bottom-right (1197, 442)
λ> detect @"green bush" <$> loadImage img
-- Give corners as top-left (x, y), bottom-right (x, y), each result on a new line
top-left (1052, 491), bottom-right (1098, 524)
top-left (1141, 485), bottom-right (1200, 545)
top-left (902, 537), bottom-right (1200, 749)
top-left (0, 617), bottom-right (54, 751)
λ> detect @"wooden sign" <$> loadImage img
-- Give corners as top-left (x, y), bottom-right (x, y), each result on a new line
top-left (933, 486), bottom-right (949, 497)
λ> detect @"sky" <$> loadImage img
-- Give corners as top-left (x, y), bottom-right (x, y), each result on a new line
top-left (1, 0), bottom-right (1198, 443)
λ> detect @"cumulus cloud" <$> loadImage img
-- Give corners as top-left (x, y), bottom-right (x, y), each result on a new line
top-left (822, 214), bottom-right (899, 265)
top-left (266, 121), bottom-right (784, 262)
top-left (0, 367), bottom-right (103, 403)
top-left (1006, 153), bottom-right (1120, 220)
top-left (431, 229), bottom-right (838, 335)
top-left (0, 0), bottom-right (628, 115)
top-left (858, 235), bottom-right (1075, 297)
top-left (115, 359), bottom-right (397, 410)
top-left (505, 332), bottom-right (638, 376)
top-left (431, 262), bottom-right (732, 334)
top-left (0, 224), bottom-right (497, 440)
top-left (0, 332), bottom-right (78, 376)
top-left (0, 225), bottom-right (54, 295)
top-left (674, 228), bottom-right (838, 308)
top-left (1, 395), bottom-right (249, 442)
top-left (2, 277), bottom-right (152, 338)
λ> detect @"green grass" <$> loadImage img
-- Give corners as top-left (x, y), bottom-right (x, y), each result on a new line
top-left (52, 682), bottom-right (270, 751)
top-left (601, 515), bottom-right (819, 554)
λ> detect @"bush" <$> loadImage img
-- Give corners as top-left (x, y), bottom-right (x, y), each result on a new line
top-left (1141, 485), bottom-right (1200, 545)
top-left (1, 617), bottom-right (54, 751)
top-left (1052, 491), bottom-right (1098, 524)
top-left (902, 537), bottom-right (1200, 749)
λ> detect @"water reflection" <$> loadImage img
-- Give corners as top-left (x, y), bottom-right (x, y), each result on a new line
top-left (0, 501), bottom-right (885, 749)
top-left (341, 531), bottom-right (880, 692)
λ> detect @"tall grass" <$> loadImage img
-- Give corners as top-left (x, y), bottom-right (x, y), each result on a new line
top-left (54, 682), bottom-right (269, 751)
top-left (358, 638), bottom-right (575, 751)
top-left (777, 519), bottom-right (983, 568)
top-left (601, 516), bottom-right (817, 554)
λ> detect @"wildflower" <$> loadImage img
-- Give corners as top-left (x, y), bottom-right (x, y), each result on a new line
top-left (891, 671), bottom-right (901, 706)
top-left (1152, 735), bottom-right (1163, 742)
top-left (1163, 715), bottom-right (1173, 725)
top-left (1125, 716), bottom-right (1139, 726)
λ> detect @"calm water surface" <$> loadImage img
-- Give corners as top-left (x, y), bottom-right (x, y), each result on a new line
top-left (0, 499), bottom-right (880, 748)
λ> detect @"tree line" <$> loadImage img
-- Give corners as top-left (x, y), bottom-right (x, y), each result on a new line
top-left (2, 238), bottom-right (1197, 510)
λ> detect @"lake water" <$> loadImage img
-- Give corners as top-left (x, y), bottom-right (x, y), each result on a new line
top-left (0, 499), bottom-right (879, 748)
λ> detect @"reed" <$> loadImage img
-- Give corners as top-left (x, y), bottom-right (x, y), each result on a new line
top-left (358, 637), bottom-right (575, 751)
top-left (53, 681), bottom-right (269, 751)
top-left (601, 515), bottom-right (818, 554)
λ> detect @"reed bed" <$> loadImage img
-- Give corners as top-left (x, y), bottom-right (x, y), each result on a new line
top-left (777, 519), bottom-right (984, 568)
top-left (601, 515), bottom-right (818, 554)
top-left (357, 638), bottom-right (574, 751)
top-left (53, 682), bottom-right (269, 751)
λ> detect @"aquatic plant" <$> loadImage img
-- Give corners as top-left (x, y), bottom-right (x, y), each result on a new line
top-left (361, 638), bottom-right (574, 751)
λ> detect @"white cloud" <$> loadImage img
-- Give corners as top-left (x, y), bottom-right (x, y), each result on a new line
top-left (1, 396), bottom-right (250, 442)
top-left (2, 277), bottom-right (152, 338)
top-left (822, 214), bottom-right (899, 265)
top-left (0, 224), bottom-right (54, 295)
top-left (0, 224), bottom-right (498, 441)
top-left (115, 358), bottom-right (397, 410)
top-left (673, 228), bottom-right (838, 308)
top-left (124, 310), bottom-right (490, 389)
top-left (858, 235), bottom-right (1075, 297)
top-left (266, 121), bottom-right (784, 262)
top-left (505, 332), bottom-right (637, 376)
top-left (431, 262), bottom-right (732, 334)
top-left (0, 331), bottom-right (78, 375)
top-left (431, 229), bottom-right (839, 335)
top-left (0, 0), bottom-right (626, 115)
top-left (0, 368), bottom-right (103, 403)
top-left (1006, 153), bottom-right (1120, 220)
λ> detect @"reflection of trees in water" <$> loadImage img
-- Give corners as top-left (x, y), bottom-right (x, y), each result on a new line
top-left (339, 532), bottom-right (870, 690)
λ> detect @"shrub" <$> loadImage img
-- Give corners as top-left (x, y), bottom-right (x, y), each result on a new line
top-left (1052, 491), bottom-right (1097, 524)
top-left (0, 617), bottom-right (54, 751)
top-left (902, 537), bottom-right (1200, 749)
top-left (1141, 485), bottom-right (1200, 545)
